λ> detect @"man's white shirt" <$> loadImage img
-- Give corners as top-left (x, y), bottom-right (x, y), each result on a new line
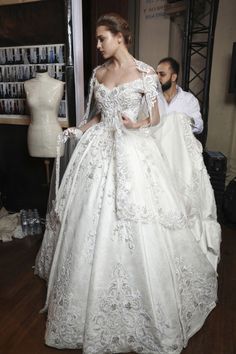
top-left (157, 86), bottom-right (203, 134)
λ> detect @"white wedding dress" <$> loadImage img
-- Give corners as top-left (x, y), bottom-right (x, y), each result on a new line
top-left (35, 61), bottom-right (221, 354)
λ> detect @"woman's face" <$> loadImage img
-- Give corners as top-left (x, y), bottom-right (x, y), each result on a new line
top-left (96, 25), bottom-right (121, 59)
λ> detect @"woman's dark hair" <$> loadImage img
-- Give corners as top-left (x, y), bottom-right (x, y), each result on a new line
top-left (96, 13), bottom-right (132, 46)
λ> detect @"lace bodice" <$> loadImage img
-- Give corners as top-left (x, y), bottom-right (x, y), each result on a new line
top-left (94, 78), bottom-right (144, 128)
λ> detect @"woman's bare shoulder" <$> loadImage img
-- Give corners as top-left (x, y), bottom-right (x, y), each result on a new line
top-left (95, 65), bottom-right (107, 82)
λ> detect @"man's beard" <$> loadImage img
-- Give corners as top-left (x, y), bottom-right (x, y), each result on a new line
top-left (161, 79), bottom-right (172, 92)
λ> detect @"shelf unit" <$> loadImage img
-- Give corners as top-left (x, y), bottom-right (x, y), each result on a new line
top-left (0, 43), bottom-right (68, 127)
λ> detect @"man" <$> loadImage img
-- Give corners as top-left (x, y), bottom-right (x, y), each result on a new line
top-left (156, 57), bottom-right (203, 134)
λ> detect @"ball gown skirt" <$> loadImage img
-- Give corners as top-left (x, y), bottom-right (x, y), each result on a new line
top-left (35, 78), bottom-right (221, 354)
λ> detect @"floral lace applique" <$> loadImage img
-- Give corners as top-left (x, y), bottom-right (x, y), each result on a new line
top-left (137, 137), bottom-right (188, 229)
top-left (112, 220), bottom-right (135, 251)
top-left (175, 257), bottom-right (217, 341)
top-left (81, 230), bottom-right (97, 264)
top-left (84, 263), bottom-right (181, 354)
top-left (45, 253), bottom-right (84, 348)
top-left (34, 202), bottom-right (60, 280)
top-left (56, 125), bottom-right (114, 219)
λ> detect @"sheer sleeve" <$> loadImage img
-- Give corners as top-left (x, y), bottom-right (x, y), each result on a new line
top-left (142, 72), bottom-right (161, 127)
top-left (78, 68), bottom-right (99, 128)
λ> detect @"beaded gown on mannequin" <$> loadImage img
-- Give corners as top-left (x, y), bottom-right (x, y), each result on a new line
top-left (35, 60), bottom-right (221, 354)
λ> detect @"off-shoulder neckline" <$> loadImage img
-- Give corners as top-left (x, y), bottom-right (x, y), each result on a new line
top-left (95, 77), bottom-right (143, 92)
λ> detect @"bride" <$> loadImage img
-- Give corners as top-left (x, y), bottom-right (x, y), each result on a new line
top-left (35, 13), bottom-right (221, 354)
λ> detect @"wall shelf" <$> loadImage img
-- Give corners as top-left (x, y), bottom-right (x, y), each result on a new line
top-left (0, 115), bottom-right (68, 127)
top-left (0, 43), bottom-right (68, 126)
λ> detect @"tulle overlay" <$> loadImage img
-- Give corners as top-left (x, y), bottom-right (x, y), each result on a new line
top-left (35, 67), bottom-right (220, 354)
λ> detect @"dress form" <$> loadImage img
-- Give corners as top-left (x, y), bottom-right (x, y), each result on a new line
top-left (24, 71), bottom-right (64, 158)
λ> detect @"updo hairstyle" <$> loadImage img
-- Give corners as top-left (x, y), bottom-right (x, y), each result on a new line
top-left (96, 13), bottom-right (132, 47)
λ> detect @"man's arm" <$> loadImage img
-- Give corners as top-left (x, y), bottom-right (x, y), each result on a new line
top-left (187, 94), bottom-right (203, 134)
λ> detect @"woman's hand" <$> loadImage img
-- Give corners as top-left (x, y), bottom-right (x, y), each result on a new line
top-left (122, 115), bottom-right (138, 129)
top-left (64, 127), bottom-right (83, 139)
top-left (122, 114), bottom-right (150, 129)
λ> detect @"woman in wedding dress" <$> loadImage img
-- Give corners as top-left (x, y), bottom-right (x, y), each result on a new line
top-left (35, 13), bottom-right (221, 354)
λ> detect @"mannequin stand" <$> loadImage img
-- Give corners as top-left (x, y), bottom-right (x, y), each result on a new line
top-left (44, 159), bottom-right (51, 185)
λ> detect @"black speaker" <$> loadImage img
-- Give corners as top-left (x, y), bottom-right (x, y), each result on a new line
top-left (229, 42), bottom-right (236, 94)
top-left (203, 150), bottom-right (227, 221)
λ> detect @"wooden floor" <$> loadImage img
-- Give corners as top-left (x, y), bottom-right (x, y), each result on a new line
top-left (0, 225), bottom-right (235, 354)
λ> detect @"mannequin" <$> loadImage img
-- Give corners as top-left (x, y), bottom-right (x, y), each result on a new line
top-left (24, 70), bottom-right (64, 158)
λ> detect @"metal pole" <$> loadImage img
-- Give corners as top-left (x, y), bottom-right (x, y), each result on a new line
top-left (182, 0), bottom-right (194, 90)
top-left (201, 0), bottom-right (219, 146)
top-left (64, 0), bottom-right (76, 127)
